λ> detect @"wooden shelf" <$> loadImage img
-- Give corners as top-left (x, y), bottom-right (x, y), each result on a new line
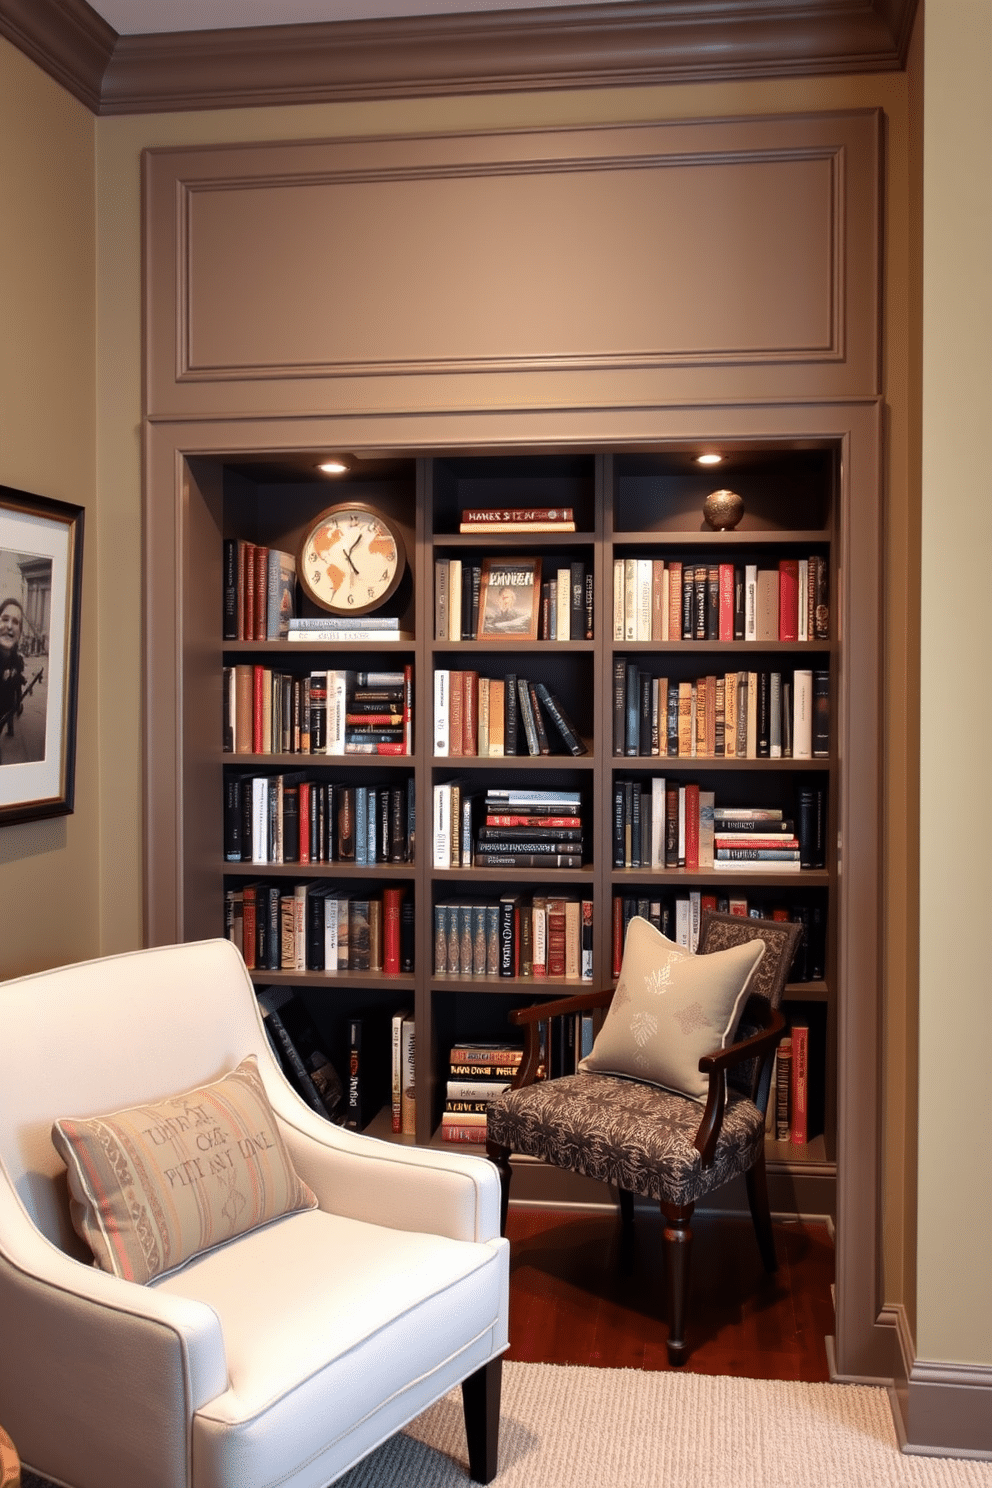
top-left (224, 861), bottom-right (415, 878)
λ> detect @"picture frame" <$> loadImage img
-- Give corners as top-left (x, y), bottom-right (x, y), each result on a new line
top-left (476, 557), bottom-right (541, 641)
top-left (0, 485), bottom-right (84, 826)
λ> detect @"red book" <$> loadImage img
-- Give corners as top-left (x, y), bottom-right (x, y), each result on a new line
top-left (547, 897), bottom-right (567, 977)
top-left (253, 545), bottom-right (269, 643)
top-left (790, 1022), bottom-right (809, 1143)
top-left (701, 893), bottom-right (718, 914)
top-left (719, 562), bottom-right (735, 641)
top-left (243, 541), bottom-right (256, 641)
top-left (241, 883), bottom-right (258, 970)
top-left (237, 539), bottom-right (252, 640)
top-left (462, 670), bottom-right (479, 756)
top-left (252, 665), bottom-right (265, 754)
top-left (383, 887), bottom-right (404, 974)
top-left (298, 782), bottom-right (310, 865)
top-left (779, 559), bottom-right (799, 642)
top-left (684, 783), bottom-right (700, 871)
top-left (486, 815), bottom-right (582, 828)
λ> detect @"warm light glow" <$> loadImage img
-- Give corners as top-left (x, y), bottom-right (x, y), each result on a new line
top-left (317, 458), bottom-right (350, 475)
top-left (696, 453), bottom-right (723, 465)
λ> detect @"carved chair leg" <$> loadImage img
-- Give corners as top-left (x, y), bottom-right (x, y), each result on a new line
top-left (462, 1356), bottom-right (502, 1484)
top-left (745, 1150), bottom-right (778, 1273)
top-left (660, 1200), bottom-right (694, 1367)
top-left (486, 1141), bottom-right (512, 1236)
top-left (618, 1186), bottom-right (635, 1232)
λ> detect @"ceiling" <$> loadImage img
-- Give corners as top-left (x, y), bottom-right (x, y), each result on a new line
top-left (87, 0), bottom-right (625, 32)
top-left (0, 0), bottom-right (919, 117)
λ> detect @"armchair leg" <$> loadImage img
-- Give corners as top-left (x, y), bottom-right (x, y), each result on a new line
top-left (486, 1141), bottom-right (512, 1236)
top-left (462, 1356), bottom-right (502, 1484)
top-left (618, 1186), bottom-right (635, 1232)
top-left (660, 1200), bottom-right (694, 1367)
top-left (745, 1151), bottom-right (778, 1273)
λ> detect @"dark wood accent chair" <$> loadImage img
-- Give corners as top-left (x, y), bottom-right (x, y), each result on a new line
top-left (487, 911), bottom-right (802, 1366)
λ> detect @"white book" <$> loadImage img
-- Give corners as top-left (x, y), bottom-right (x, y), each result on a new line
top-left (433, 782), bottom-right (452, 868)
top-left (391, 1010), bottom-right (407, 1133)
top-left (325, 669), bottom-right (349, 756)
top-left (624, 558), bottom-right (638, 642)
top-left (636, 558), bottom-right (653, 641)
top-left (336, 894), bottom-right (351, 971)
top-left (433, 669), bottom-right (450, 756)
top-left (293, 883), bottom-right (307, 970)
top-left (677, 783), bottom-right (686, 865)
top-left (448, 560), bottom-right (462, 641)
top-left (675, 896), bottom-right (691, 949)
top-left (651, 776), bottom-right (665, 869)
top-left (797, 558), bottom-right (809, 642)
top-left (793, 668), bottom-right (813, 759)
top-left (401, 1016), bottom-right (416, 1135)
top-left (323, 891), bottom-right (339, 970)
top-left (252, 776), bottom-right (269, 864)
top-left (744, 563), bottom-right (758, 642)
top-left (613, 558), bottom-right (626, 641)
top-left (660, 568), bottom-right (670, 641)
top-left (532, 900), bottom-right (547, 973)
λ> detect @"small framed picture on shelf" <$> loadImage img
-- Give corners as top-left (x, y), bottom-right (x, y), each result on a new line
top-left (476, 557), bottom-right (541, 641)
top-left (0, 484), bottom-right (84, 826)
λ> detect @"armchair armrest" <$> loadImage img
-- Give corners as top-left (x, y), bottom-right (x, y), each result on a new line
top-left (693, 1006), bottom-right (788, 1167)
top-left (507, 987), bottom-right (615, 1088)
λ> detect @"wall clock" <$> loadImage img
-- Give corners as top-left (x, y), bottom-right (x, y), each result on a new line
top-left (297, 503), bottom-right (406, 615)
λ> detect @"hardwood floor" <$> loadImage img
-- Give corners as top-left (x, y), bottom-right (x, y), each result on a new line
top-left (504, 1204), bottom-right (836, 1381)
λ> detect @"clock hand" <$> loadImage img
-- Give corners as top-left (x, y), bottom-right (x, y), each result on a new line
top-left (344, 533), bottom-right (363, 574)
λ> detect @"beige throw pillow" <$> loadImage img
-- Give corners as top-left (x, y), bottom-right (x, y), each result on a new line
top-left (579, 916), bottom-right (765, 1101)
top-left (52, 1055), bottom-right (317, 1283)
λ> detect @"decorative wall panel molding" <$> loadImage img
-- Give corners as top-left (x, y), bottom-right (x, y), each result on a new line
top-left (144, 112), bottom-right (881, 419)
top-left (0, 0), bottom-right (919, 117)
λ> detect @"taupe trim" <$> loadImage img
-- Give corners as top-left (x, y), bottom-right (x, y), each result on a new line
top-left (0, 0), bottom-right (113, 112)
top-left (1, 0), bottom-right (919, 117)
top-left (883, 1303), bottom-right (992, 1459)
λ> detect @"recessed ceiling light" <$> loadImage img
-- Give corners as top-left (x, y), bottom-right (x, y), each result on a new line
top-left (696, 453), bottom-right (723, 466)
top-left (316, 457), bottom-right (351, 475)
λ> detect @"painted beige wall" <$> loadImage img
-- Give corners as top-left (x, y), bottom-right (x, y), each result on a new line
top-left (0, 39), bottom-right (99, 978)
top-left (918, 0), bottom-right (992, 1366)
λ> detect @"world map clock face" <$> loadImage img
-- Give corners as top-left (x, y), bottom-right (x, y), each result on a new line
top-left (299, 506), bottom-right (404, 614)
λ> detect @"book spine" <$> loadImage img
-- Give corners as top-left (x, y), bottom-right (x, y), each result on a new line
top-left (790, 1024), bottom-right (809, 1144)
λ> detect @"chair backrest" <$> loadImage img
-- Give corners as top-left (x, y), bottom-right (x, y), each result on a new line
top-left (696, 911), bottom-right (803, 1104)
top-left (0, 939), bottom-right (272, 1256)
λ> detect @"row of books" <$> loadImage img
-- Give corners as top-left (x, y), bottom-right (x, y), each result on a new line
top-left (612, 893), bottom-right (826, 980)
top-left (226, 881), bottom-right (414, 973)
top-left (433, 786), bottom-right (586, 870)
top-left (433, 670), bottom-right (587, 758)
top-left (613, 787), bottom-right (826, 872)
top-left (434, 893), bottom-right (593, 980)
top-left (612, 661), bottom-right (829, 760)
top-left (612, 554), bottom-right (829, 643)
top-left (772, 1019), bottom-right (825, 1145)
top-left (457, 505), bottom-right (576, 533)
top-left (223, 666), bottom-right (414, 756)
top-left (442, 1042), bottom-right (521, 1144)
top-left (224, 776), bottom-right (415, 866)
top-left (223, 539), bottom-right (296, 642)
top-left (435, 557), bottom-right (593, 641)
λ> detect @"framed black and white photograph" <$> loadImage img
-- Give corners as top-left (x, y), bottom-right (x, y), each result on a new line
top-left (0, 485), bottom-right (84, 826)
top-left (476, 556), bottom-right (541, 641)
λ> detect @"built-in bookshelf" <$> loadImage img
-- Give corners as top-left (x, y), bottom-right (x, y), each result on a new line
top-left (176, 445), bottom-right (851, 1211)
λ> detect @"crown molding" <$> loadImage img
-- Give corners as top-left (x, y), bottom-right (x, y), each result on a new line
top-left (0, 0), bottom-right (114, 111)
top-left (0, 0), bottom-right (919, 117)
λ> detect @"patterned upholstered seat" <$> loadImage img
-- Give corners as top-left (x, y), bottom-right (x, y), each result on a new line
top-left (487, 1072), bottom-right (766, 1209)
top-left (487, 911), bottom-right (802, 1365)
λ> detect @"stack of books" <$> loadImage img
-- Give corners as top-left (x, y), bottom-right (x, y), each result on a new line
top-left (712, 806), bottom-right (801, 871)
top-left (474, 788), bottom-right (584, 868)
top-left (441, 1043), bottom-right (522, 1143)
top-left (457, 506), bottom-right (576, 533)
top-left (286, 616), bottom-right (412, 643)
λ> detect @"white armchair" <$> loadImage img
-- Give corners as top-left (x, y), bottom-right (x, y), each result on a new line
top-left (0, 939), bottom-right (509, 1488)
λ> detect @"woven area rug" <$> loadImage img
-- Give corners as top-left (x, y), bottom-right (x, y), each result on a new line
top-left (20, 1361), bottom-right (992, 1488)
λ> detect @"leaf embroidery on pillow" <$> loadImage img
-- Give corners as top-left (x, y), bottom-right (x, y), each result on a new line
top-left (612, 978), bottom-right (631, 1010)
top-left (631, 1011), bottom-right (658, 1047)
top-left (673, 1001), bottom-right (709, 1037)
top-left (644, 962), bottom-right (674, 996)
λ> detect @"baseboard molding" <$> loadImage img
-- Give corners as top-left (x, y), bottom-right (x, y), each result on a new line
top-left (880, 1304), bottom-right (992, 1460)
